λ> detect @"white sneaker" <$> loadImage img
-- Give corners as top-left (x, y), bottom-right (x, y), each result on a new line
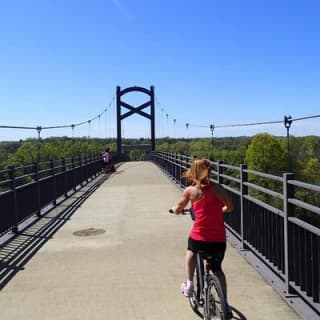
top-left (180, 281), bottom-right (194, 297)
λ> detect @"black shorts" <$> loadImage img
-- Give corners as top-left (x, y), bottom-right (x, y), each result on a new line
top-left (103, 161), bottom-right (109, 165)
top-left (188, 237), bottom-right (226, 272)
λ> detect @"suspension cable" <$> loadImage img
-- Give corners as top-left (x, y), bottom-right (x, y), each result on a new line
top-left (1, 97), bottom-right (319, 137)
top-left (187, 115), bottom-right (318, 131)
top-left (0, 97), bottom-right (114, 134)
top-left (292, 114), bottom-right (320, 122)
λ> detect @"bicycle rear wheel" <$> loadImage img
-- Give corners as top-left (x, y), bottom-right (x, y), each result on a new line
top-left (205, 275), bottom-right (228, 320)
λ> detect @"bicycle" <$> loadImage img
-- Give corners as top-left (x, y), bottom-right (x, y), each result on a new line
top-left (169, 208), bottom-right (229, 320)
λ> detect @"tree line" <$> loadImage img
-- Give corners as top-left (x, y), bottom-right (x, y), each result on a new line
top-left (0, 134), bottom-right (319, 226)
top-left (157, 134), bottom-right (320, 183)
top-left (1, 134), bottom-right (319, 183)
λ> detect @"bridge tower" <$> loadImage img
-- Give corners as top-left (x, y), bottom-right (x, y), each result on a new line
top-left (116, 86), bottom-right (155, 153)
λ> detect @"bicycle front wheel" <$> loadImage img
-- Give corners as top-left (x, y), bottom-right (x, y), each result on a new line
top-left (205, 275), bottom-right (228, 320)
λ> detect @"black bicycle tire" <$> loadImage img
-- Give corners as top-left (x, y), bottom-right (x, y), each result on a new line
top-left (205, 275), bottom-right (228, 320)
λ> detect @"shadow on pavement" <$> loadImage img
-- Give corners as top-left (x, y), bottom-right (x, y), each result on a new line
top-left (191, 304), bottom-right (247, 320)
top-left (0, 174), bottom-right (108, 291)
top-left (230, 305), bottom-right (247, 320)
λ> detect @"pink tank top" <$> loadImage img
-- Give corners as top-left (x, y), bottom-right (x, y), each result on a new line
top-left (190, 183), bottom-right (226, 242)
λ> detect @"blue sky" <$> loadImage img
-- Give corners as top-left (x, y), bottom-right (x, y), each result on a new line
top-left (0, 0), bottom-right (319, 141)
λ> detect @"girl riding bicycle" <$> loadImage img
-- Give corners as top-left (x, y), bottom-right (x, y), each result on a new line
top-left (171, 158), bottom-right (233, 314)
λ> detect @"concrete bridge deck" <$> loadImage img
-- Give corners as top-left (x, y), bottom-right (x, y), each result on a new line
top-left (0, 162), bottom-right (301, 320)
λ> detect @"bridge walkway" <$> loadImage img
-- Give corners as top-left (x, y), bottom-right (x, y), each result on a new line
top-left (0, 161), bottom-right (301, 319)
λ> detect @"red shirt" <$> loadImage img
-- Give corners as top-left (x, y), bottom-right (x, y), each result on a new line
top-left (190, 183), bottom-right (226, 242)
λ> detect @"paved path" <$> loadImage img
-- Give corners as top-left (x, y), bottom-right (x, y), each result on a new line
top-left (0, 162), bottom-right (301, 320)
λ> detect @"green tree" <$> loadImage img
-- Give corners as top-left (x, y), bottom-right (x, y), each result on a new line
top-left (7, 141), bottom-right (39, 165)
top-left (189, 139), bottom-right (212, 158)
top-left (172, 141), bottom-right (189, 154)
top-left (129, 149), bottom-right (146, 160)
top-left (107, 142), bottom-right (117, 152)
top-left (302, 158), bottom-right (320, 184)
top-left (156, 142), bottom-right (172, 152)
top-left (300, 136), bottom-right (320, 158)
top-left (245, 133), bottom-right (286, 174)
top-left (245, 133), bottom-right (286, 206)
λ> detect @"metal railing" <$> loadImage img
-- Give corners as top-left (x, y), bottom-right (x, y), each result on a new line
top-left (0, 154), bottom-right (103, 235)
top-left (151, 151), bottom-right (320, 318)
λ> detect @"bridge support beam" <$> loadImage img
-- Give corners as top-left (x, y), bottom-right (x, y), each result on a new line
top-left (116, 86), bottom-right (155, 153)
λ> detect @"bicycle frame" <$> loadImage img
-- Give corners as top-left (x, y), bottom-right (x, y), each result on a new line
top-left (190, 251), bottom-right (213, 310)
top-left (189, 246), bottom-right (229, 320)
top-left (191, 252), bottom-right (228, 319)
top-left (195, 252), bottom-right (206, 304)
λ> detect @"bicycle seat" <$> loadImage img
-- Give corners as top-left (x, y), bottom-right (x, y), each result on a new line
top-left (198, 251), bottom-right (213, 260)
top-left (198, 251), bottom-right (219, 268)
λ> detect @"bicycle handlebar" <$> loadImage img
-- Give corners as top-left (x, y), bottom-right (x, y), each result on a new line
top-left (169, 208), bottom-right (195, 220)
top-left (169, 208), bottom-right (189, 214)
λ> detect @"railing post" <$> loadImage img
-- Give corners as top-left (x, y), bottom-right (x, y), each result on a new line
top-left (165, 152), bottom-right (168, 174)
top-left (176, 153), bottom-right (181, 184)
top-left (92, 153), bottom-right (97, 177)
top-left (79, 155), bottom-right (83, 186)
top-left (173, 152), bottom-right (177, 181)
top-left (240, 164), bottom-right (248, 250)
top-left (283, 172), bottom-right (295, 295)
top-left (85, 154), bottom-right (89, 183)
top-left (32, 162), bottom-right (41, 217)
top-left (87, 154), bottom-right (90, 181)
top-left (178, 153), bottom-right (182, 186)
top-left (176, 152), bottom-right (179, 182)
top-left (95, 153), bottom-right (99, 176)
top-left (217, 160), bottom-right (224, 185)
top-left (181, 154), bottom-right (185, 187)
top-left (89, 153), bottom-right (93, 179)
top-left (50, 159), bottom-right (56, 205)
top-left (188, 154), bottom-right (194, 169)
top-left (72, 156), bottom-right (76, 191)
top-left (172, 153), bottom-right (175, 178)
top-left (62, 158), bottom-right (68, 198)
top-left (9, 166), bottom-right (19, 233)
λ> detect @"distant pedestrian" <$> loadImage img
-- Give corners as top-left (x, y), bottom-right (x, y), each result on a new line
top-left (102, 148), bottom-right (111, 172)
top-left (102, 147), bottom-right (116, 173)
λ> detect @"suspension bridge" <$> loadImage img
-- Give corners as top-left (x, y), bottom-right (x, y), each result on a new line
top-left (0, 159), bottom-right (313, 320)
top-left (0, 152), bottom-right (319, 319)
top-left (0, 86), bottom-right (319, 319)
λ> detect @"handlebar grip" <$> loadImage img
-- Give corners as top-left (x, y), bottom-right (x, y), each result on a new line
top-left (169, 208), bottom-right (191, 215)
top-left (169, 208), bottom-right (195, 220)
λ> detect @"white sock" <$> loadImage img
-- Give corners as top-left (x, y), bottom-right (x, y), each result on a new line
top-left (186, 280), bottom-right (193, 287)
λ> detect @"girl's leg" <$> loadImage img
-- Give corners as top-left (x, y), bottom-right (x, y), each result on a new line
top-left (215, 269), bottom-right (227, 298)
top-left (215, 269), bottom-right (233, 317)
top-left (181, 250), bottom-right (197, 296)
top-left (186, 249), bottom-right (197, 281)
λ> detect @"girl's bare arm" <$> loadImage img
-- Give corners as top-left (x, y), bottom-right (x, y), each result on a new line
top-left (172, 188), bottom-right (191, 214)
top-left (215, 184), bottom-right (234, 213)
